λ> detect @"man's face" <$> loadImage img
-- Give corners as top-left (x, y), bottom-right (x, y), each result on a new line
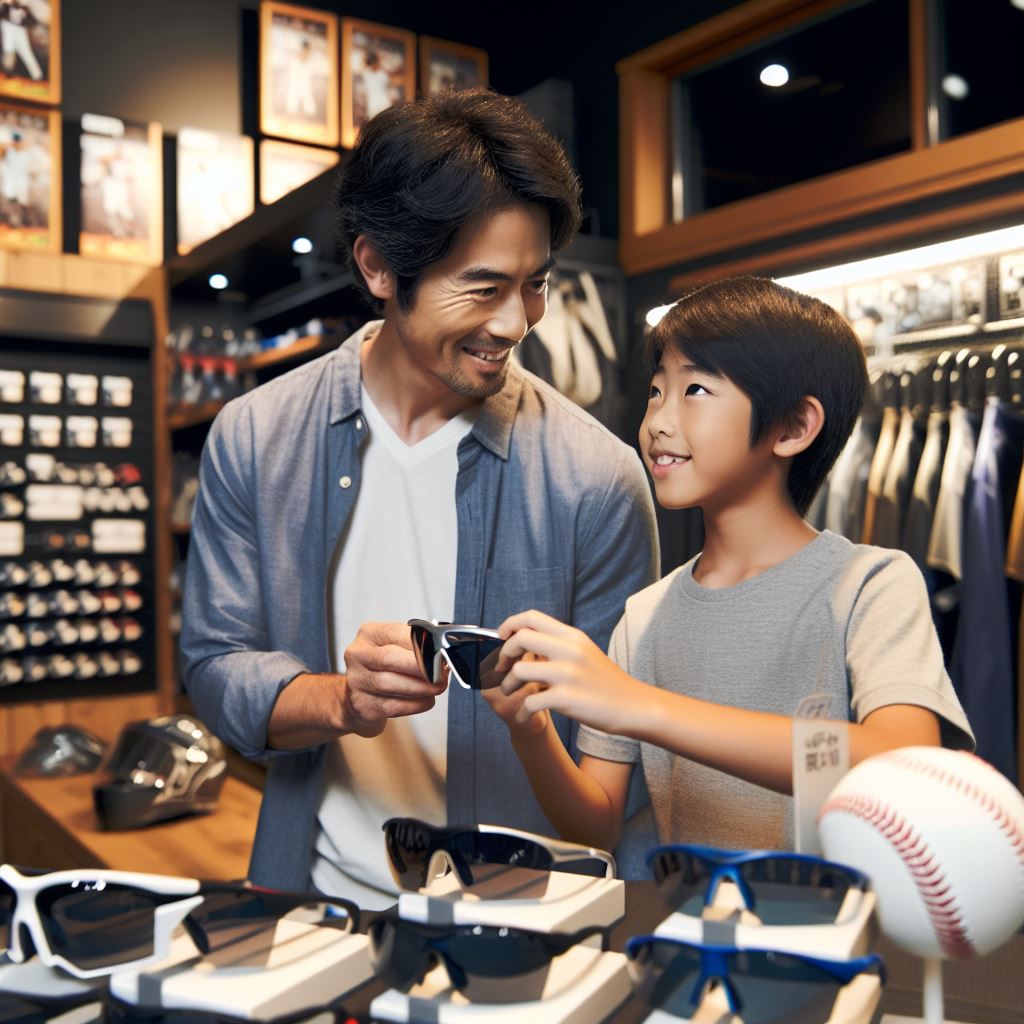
top-left (389, 202), bottom-right (554, 400)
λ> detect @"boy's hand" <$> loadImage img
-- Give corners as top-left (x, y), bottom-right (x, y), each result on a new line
top-left (496, 610), bottom-right (646, 736)
top-left (480, 652), bottom-right (550, 740)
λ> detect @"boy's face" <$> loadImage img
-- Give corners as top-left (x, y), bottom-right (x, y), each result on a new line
top-left (640, 345), bottom-right (777, 512)
top-left (388, 202), bottom-right (554, 401)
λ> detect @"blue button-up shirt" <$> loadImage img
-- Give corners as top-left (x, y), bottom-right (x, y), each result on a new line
top-left (181, 322), bottom-right (659, 889)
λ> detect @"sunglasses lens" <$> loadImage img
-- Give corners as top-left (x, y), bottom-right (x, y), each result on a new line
top-left (190, 890), bottom-right (345, 951)
top-left (722, 950), bottom-right (845, 1024)
top-left (384, 818), bottom-right (435, 890)
top-left (410, 625), bottom-right (436, 683)
top-left (738, 858), bottom-right (854, 925)
top-left (652, 849), bottom-right (712, 915)
top-left (449, 831), bottom-right (554, 876)
top-left (0, 880), bottom-right (13, 952)
top-left (369, 918), bottom-right (430, 992)
top-left (444, 633), bottom-right (503, 689)
top-left (627, 939), bottom-right (703, 1014)
top-left (36, 883), bottom-right (160, 972)
top-left (446, 927), bottom-right (555, 980)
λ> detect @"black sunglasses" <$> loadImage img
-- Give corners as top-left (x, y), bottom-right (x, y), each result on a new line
top-left (408, 619), bottom-right (504, 690)
top-left (649, 845), bottom-right (869, 926)
top-left (104, 993), bottom-right (370, 1024)
top-left (368, 913), bottom-right (610, 993)
top-left (383, 817), bottom-right (615, 892)
top-left (626, 935), bottom-right (885, 1024)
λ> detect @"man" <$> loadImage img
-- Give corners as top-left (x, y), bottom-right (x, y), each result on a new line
top-left (181, 89), bottom-right (659, 905)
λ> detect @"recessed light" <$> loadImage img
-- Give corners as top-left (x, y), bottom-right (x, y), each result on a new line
top-left (208, 273), bottom-right (229, 290)
top-left (941, 74), bottom-right (969, 100)
top-left (759, 64), bottom-right (790, 88)
top-left (292, 236), bottom-right (314, 254)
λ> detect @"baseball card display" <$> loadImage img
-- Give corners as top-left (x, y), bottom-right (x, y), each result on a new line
top-left (0, 102), bottom-right (58, 253)
top-left (78, 113), bottom-right (162, 265)
top-left (0, 0), bottom-right (59, 105)
top-left (176, 128), bottom-right (254, 256)
top-left (260, 0), bottom-right (338, 148)
top-left (418, 36), bottom-right (488, 96)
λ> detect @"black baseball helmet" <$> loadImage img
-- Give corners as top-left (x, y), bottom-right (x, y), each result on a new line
top-left (92, 715), bottom-right (227, 830)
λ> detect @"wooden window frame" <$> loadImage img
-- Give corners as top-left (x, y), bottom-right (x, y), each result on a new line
top-left (618, 0), bottom-right (1024, 279)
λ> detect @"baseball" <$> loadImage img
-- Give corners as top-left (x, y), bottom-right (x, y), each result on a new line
top-left (818, 746), bottom-right (1024, 959)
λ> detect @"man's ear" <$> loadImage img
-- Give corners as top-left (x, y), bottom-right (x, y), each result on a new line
top-left (352, 235), bottom-right (394, 302)
top-left (773, 396), bottom-right (825, 457)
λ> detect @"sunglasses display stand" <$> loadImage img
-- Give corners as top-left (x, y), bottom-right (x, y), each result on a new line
top-left (370, 868), bottom-right (630, 1023)
top-left (109, 919), bottom-right (373, 1019)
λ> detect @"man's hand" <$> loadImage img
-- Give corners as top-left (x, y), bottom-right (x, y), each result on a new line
top-left (267, 621), bottom-right (446, 748)
top-left (495, 609), bottom-right (649, 737)
top-left (340, 621), bottom-right (447, 737)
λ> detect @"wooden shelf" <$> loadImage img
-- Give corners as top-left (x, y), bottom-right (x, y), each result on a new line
top-left (167, 335), bottom-right (342, 431)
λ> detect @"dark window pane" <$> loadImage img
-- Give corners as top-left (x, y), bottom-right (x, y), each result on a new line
top-left (939, 0), bottom-right (1024, 139)
top-left (673, 0), bottom-right (911, 216)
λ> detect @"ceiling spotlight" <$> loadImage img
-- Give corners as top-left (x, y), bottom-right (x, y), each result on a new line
top-left (1011, 0), bottom-right (1024, 12)
top-left (291, 236), bottom-right (314, 255)
top-left (208, 273), bottom-right (229, 290)
top-left (941, 74), bottom-right (969, 100)
top-left (759, 63), bottom-right (790, 88)
top-left (646, 303), bottom-right (676, 328)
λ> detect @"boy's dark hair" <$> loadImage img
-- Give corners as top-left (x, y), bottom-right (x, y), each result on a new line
top-left (334, 88), bottom-right (582, 312)
top-left (646, 276), bottom-right (867, 515)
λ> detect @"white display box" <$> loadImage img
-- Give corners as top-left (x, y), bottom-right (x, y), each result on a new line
top-left (653, 881), bottom-right (878, 960)
top-left (399, 864), bottom-right (626, 932)
top-left (110, 919), bottom-right (372, 1020)
top-left (370, 947), bottom-right (632, 1024)
top-left (0, 960), bottom-right (105, 1024)
top-left (640, 971), bottom-right (882, 1024)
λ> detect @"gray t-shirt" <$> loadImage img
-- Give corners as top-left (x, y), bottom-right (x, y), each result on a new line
top-left (577, 530), bottom-right (975, 852)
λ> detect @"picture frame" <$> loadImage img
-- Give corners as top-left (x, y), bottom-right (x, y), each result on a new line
top-left (78, 113), bottom-right (163, 266)
top-left (176, 128), bottom-right (255, 256)
top-left (418, 36), bottom-right (488, 96)
top-left (340, 17), bottom-right (415, 149)
top-left (0, 0), bottom-right (60, 105)
top-left (0, 101), bottom-right (59, 253)
top-left (260, 0), bottom-right (339, 148)
top-left (258, 138), bottom-right (338, 206)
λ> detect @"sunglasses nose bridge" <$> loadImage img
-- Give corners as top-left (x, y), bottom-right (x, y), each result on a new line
top-left (440, 649), bottom-right (469, 689)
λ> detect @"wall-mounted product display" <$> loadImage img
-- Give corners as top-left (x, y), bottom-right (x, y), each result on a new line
top-left (176, 128), bottom-right (255, 256)
top-left (340, 16), bottom-right (415, 149)
top-left (79, 113), bottom-right (162, 266)
top-left (258, 137), bottom-right (338, 206)
top-left (259, 0), bottom-right (339, 149)
top-left (0, 0), bottom-right (60, 106)
top-left (0, 292), bottom-right (157, 704)
top-left (0, 102), bottom-right (60, 253)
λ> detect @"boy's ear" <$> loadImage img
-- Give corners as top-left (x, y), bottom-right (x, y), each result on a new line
top-left (773, 396), bottom-right (825, 457)
top-left (352, 235), bottom-right (394, 302)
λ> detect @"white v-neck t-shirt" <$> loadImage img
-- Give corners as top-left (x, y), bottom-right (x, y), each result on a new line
top-left (312, 384), bottom-right (476, 907)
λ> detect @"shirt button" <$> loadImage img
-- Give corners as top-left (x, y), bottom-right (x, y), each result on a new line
top-left (339, 476), bottom-right (352, 489)
top-left (355, 417), bottom-right (364, 431)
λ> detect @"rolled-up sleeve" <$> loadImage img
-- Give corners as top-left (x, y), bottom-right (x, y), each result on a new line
top-left (180, 400), bottom-right (310, 760)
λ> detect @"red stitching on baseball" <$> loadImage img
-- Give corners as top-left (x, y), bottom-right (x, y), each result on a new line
top-left (820, 792), bottom-right (976, 959)
top-left (886, 750), bottom-right (1024, 870)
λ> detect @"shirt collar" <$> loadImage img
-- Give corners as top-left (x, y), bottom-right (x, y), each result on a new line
top-left (329, 319), bottom-right (522, 461)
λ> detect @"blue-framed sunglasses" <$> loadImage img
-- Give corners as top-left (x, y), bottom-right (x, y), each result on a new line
top-left (626, 936), bottom-right (885, 1023)
top-left (649, 845), bottom-right (870, 926)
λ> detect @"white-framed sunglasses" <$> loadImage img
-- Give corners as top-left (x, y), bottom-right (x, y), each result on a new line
top-left (0, 863), bottom-right (359, 979)
top-left (408, 618), bottom-right (504, 690)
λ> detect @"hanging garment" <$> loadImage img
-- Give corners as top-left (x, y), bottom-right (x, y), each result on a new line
top-left (950, 397), bottom-right (1024, 784)
top-left (862, 406), bottom-right (900, 544)
top-left (927, 405), bottom-right (983, 580)
top-left (872, 408), bottom-right (927, 549)
top-left (826, 414), bottom-right (882, 542)
top-left (903, 410), bottom-right (951, 570)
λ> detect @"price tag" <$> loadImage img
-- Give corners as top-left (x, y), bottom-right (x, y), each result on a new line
top-left (792, 694), bottom-right (849, 856)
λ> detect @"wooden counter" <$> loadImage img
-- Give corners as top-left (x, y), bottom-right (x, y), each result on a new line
top-left (0, 754), bottom-right (261, 879)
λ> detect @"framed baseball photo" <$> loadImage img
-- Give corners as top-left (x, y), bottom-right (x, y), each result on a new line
top-left (340, 17), bottom-right (415, 149)
top-left (0, 0), bottom-right (59, 105)
top-left (0, 102), bottom-right (59, 252)
top-left (260, 0), bottom-right (338, 148)
top-left (177, 128), bottom-right (254, 255)
top-left (418, 36), bottom-right (488, 96)
top-left (259, 138), bottom-right (338, 206)
top-left (79, 113), bottom-right (163, 265)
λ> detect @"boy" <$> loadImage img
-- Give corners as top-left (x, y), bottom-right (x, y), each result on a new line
top-left (488, 276), bottom-right (974, 855)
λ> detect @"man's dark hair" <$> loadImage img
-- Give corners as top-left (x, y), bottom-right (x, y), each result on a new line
top-left (645, 276), bottom-right (867, 515)
top-left (334, 88), bottom-right (582, 312)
